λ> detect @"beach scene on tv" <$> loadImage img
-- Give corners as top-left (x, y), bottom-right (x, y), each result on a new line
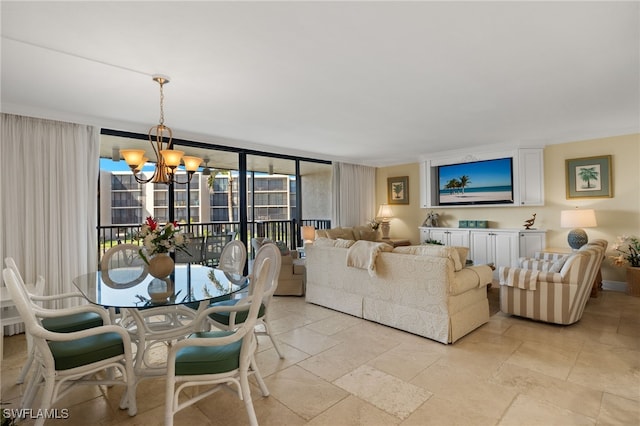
top-left (438, 158), bottom-right (514, 205)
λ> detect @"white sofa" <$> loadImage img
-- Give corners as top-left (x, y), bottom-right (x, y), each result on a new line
top-left (305, 240), bottom-right (494, 344)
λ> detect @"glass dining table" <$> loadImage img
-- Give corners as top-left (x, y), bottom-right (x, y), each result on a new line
top-left (73, 264), bottom-right (249, 379)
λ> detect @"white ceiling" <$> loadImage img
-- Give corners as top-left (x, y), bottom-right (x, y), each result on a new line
top-left (2, 1), bottom-right (638, 167)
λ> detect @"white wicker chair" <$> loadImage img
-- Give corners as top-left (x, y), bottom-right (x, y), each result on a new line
top-left (207, 243), bottom-right (284, 358)
top-left (4, 257), bottom-right (104, 388)
top-left (2, 268), bottom-right (137, 425)
top-left (164, 256), bottom-right (273, 426)
top-left (218, 240), bottom-right (247, 275)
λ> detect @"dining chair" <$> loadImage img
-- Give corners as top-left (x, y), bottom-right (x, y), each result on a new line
top-left (175, 236), bottom-right (205, 264)
top-left (202, 233), bottom-right (234, 267)
top-left (164, 256), bottom-right (273, 426)
top-left (4, 257), bottom-right (104, 386)
top-left (207, 243), bottom-right (284, 358)
top-left (100, 244), bottom-right (149, 323)
top-left (218, 240), bottom-right (247, 275)
top-left (2, 268), bottom-right (137, 425)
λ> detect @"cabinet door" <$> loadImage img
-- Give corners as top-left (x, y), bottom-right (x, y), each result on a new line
top-left (518, 148), bottom-right (544, 206)
top-left (519, 232), bottom-right (546, 258)
top-left (469, 231), bottom-right (492, 266)
top-left (494, 232), bottom-right (519, 268)
top-left (428, 229), bottom-right (449, 245)
top-left (448, 230), bottom-right (469, 247)
top-left (419, 227), bottom-right (430, 244)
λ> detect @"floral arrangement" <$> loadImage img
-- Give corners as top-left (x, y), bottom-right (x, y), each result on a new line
top-left (136, 216), bottom-right (189, 264)
top-left (368, 218), bottom-right (381, 231)
top-left (610, 235), bottom-right (640, 267)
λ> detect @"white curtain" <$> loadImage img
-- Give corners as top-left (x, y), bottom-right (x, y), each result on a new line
top-left (331, 162), bottom-right (376, 227)
top-left (1, 114), bottom-right (99, 334)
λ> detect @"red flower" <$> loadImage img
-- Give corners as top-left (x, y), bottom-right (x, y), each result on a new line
top-left (172, 220), bottom-right (179, 228)
top-left (145, 216), bottom-right (158, 231)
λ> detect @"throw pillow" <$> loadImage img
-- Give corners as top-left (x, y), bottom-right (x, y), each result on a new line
top-left (334, 239), bottom-right (356, 248)
top-left (357, 229), bottom-right (378, 241)
top-left (325, 227), bottom-right (343, 240)
top-left (274, 241), bottom-right (291, 256)
top-left (314, 237), bottom-right (337, 247)
top-left (548, 255), bottom-right (569, 273)
top-left (451, 246), bottom-right (469, 266)
top-left (316, 229), bottom-right (329, 238)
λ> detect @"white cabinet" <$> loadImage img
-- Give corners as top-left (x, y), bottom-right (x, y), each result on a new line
top-left (518, 231), bottom-right (547, 258)
top-left (517, 148), bottom-right (544, 206)
top-left (419, 147), bottom-right (545, 208)
top-left (419, 227), bottom-right (546, 276)
top-left (419, 227), bottom-right (469, 247)
top-left (469, 230), bottom-right (519, 270)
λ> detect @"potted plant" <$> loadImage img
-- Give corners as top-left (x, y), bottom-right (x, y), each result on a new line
top-left (610, 235), bottom-right (640, 296)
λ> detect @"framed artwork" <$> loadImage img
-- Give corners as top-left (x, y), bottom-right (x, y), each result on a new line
top-left (387, 176), bottom-right (409, 204)
top-left (565, 155), bottom-right (613, 199)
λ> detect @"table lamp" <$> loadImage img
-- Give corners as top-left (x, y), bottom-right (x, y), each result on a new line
top-left (301, 226), bottom-right (316, 245)
top-left (560, 208), bottom-right (597, 250)
top-left (377, 204), bottom-right (394, 240)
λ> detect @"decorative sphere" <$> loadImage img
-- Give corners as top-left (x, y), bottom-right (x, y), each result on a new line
top-left (567, 228), bottom-right (588, 250)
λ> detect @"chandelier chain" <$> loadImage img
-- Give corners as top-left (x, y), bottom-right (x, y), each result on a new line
top-left (159, 80), bottom-right (165, 126)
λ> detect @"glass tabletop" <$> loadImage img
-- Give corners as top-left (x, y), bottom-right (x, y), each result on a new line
top-left (73, 264), bottom-right (248, 308)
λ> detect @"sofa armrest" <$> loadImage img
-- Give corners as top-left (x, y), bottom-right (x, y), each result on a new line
top-left (499, 266), bottom-right (563, 290)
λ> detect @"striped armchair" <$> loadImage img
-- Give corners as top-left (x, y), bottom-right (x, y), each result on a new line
top-left (499, 239), bottom-right (607, 325)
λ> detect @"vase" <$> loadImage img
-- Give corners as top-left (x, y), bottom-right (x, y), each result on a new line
top-left (147, 278), bottom-right (174, 303)
top-left (148, 253), bottom-right (174, 279)
top-left (626, 266), bottom-right (640, 297)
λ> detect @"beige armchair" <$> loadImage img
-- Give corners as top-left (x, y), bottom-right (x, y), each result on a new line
top-left (499, 239), bottom-right (607, 325)
top-left (251, 238), bottom-right (306, 296)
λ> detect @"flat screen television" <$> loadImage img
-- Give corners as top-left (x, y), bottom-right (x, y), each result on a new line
top-left (437, 157), bottom-right (514, 206)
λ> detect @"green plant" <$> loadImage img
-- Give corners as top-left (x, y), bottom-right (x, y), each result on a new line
top-left (424, 239), bottom-right (444, 245)
top-left (610, 235), bottom-right (640, 267)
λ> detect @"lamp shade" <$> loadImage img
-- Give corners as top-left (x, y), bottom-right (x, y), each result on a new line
top-left (120, 149), bottom-right (146, 168)
top-left (560, 209), bottom-right (597, 228)
top-left (182, 156), bottom-right (203, 172)
top-left (160, 149), bottom-right (184, 167)
top-left (301, 226), bottom-right (316, 242)
top-left (377, 204), bottom-right (394, 220)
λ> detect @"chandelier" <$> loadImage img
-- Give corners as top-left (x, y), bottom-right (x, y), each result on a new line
top-left (120, 75), bottom-right (203, 184)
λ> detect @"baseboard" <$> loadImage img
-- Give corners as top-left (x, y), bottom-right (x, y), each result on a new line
top-left (602, 280), bottom-right (627, 292)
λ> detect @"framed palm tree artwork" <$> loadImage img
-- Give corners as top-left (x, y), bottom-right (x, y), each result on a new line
top-left (566, 155), bottom-right (613, 199)
top-left (387, 176), bottom-right (409, 204)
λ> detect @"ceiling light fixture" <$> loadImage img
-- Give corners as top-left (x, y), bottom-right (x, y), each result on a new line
top-left (202, 158), bottom-right (211, 176)
top-left (120, 75), bottom-right (202, 184)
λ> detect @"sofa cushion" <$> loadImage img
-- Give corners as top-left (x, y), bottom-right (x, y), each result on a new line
top-left (325, 227), bottom-right (356, 240)
top-left (352, 225), bottom-right (376, 241)
top-left (393, 245), bottom-right (464, 271)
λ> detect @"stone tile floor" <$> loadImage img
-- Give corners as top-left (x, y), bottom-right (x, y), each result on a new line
top-left (1, 287), bottom-right (639, 425)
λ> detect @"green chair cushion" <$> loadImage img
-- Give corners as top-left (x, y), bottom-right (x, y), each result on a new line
top-left (41, 312), bottom-right (103, 333)
top-left (175, 331), bottom-right (241, 375)
top-left (48, 332), bottom-right (124, 370)
top-left (207, 299), bottom-right (265, 326)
